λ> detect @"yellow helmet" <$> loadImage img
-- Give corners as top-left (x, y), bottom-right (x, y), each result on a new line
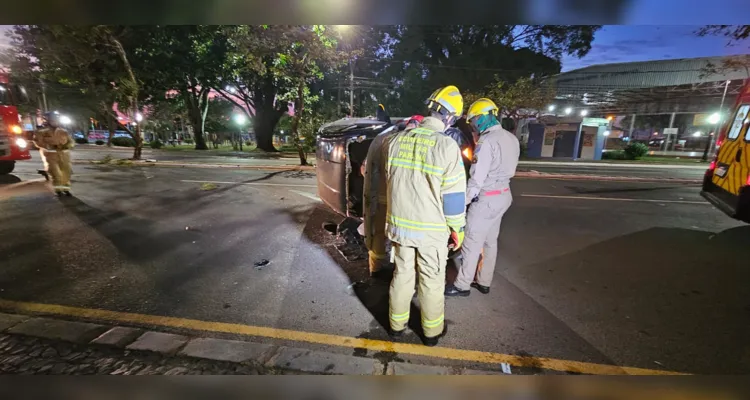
top-left (466, 98), bottom-right (499, 121)
top-left (425, 85), bottom-right (463, 118)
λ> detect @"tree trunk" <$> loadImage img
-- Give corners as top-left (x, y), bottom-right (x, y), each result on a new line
top-left (132, 120), bottom-right (143, 160)
top-left (182, 89), bottom-right (209, 150)
top-left (291, 82), bottom-right (308, 166)
top-left (106, 113), bottom-right (115, 147)
top-left (253, 107), bottom-right (284, 152)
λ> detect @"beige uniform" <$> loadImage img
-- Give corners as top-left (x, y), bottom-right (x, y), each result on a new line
top-left (363, 127), bottom-right (396, 274)
top-left (33, 127), bottom-right (74, 192)
top-left (385, 117), bottom-right (467, 337)
top-left (454, 124), bottom-right (519, 291)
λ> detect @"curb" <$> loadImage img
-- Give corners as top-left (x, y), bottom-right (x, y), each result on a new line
top-left (0, 312), bottom-right (506, 376)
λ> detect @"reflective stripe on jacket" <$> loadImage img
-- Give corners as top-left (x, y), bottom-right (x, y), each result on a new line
top-left (466, 124), bottom-right (519, 204)
top-left (385, 117), bottom-right (467, 247)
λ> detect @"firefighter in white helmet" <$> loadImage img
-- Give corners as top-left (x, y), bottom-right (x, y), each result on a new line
top-left (445, 98), bottom-right (519, 297)
top-left (385, 85), bottom-right (467, 346)
top-left (32, 112), bottom-right (75, 197)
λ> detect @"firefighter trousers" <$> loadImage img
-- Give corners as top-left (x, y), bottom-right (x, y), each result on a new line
top-left (389, 243), bottom-right (449, 338)
top-left (40, 149), bottom-right (72, 192)
top-left (454, 190), bottom-right (512, 291)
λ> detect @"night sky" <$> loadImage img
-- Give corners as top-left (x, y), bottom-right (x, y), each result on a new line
top-left (561, 25), bottom-right (749, 72)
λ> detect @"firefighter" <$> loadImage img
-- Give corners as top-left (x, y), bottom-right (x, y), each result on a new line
top-left (32, 112), bottom-right (74, 196)
top-left (385, 85), bottom-right (467, 346)
top-left (445, 98), bottom-right (519, 297)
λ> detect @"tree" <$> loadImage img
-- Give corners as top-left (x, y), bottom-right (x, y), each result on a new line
top-left (127, 26), bottom-right (229, 151)
top-left (481, 76), bottom-right (556, 129)
top-left (697, 26), bottom-right (750, 77)
top-left (372, 25), bottom-right (599, 116)
top-left (7, 25), bottom-right (145, 158)
top-left (273, 26), bottom-right (350, 165)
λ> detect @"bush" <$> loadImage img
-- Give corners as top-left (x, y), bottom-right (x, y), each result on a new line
top-left (75, 137), bottom-right (88, 144)
top-left (184, 139), bottom-right (194, 144)
top-left (112, 137), bottom-right (136, 147)
top-left (602, 150), bottom-right (628, 160)
top-left (519, 142), bottom-right (528, 158)
top-left (624, 142), bottom-right (649, 160)
top-left (95, 140), bottom-right (105, 146)
top-left (149, 139), bottom-right (164, 149)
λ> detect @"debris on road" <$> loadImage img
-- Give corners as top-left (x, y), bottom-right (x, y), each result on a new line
top-left (334, 218), bottom-right (368, 262)
top-left (254, 259), bottom-right (271, 270)
top-left (200, 183), bottom-right (218, 191)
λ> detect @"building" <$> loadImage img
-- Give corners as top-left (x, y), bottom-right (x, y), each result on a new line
top-left (529, 56), bottom-right (750, 159)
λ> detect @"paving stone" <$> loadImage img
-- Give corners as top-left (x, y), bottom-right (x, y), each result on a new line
top-left (386, 362), bottom-right (456, 375)
top-left (0, 313), bottom-right (28, 332)
top-left (91, 327), bottom-right (143, 348)
top-left (179, 338), bottom-right (276, 363)
top-left (266, 346), bottom-right (380, 375)
top-left (126, 331), bottom-right (187, 355)
top-left (7, 318), bottom-right (107, 344)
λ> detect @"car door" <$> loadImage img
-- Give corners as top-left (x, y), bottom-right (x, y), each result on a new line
top-left (713, 104), bottom-right (750, 195)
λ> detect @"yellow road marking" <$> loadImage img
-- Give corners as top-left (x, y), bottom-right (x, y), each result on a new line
top-left (0, 298), bottom-right (685, 375)
top-left (521, 194), bottom-right (708, 205)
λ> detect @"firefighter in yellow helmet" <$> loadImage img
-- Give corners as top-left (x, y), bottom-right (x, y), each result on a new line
top-left (32, 112), bottom-right (75, 197)
top-left (445, 98), bottom-right (519, 297)
top-left (385, 85), bottom-right (467, 346)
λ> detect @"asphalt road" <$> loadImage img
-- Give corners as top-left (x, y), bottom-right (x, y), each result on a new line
top-left (1, 158), bottom-right (748, 374)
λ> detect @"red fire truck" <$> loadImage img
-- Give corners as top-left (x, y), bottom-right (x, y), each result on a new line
top-left (0, 72), bottom-right (32, 174)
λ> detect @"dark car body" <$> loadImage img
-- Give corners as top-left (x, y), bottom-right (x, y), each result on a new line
top-left (315, 116), bottom-right (476, 219)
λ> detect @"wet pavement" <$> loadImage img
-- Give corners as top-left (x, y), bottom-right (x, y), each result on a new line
top-left (1, 157), bottom-right (749, 374)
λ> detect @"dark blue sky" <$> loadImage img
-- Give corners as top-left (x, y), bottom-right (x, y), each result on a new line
top-left (561, 25), bottom-right (749, 72)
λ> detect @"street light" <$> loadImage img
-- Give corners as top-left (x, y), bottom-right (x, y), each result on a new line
top-left (693, 131), bottom-right (702, 137)
top-left (547, 105), bottom-right (556, 112)
top-left (580, 109), bottom-right (588, 117)
top-left (708, 112), bottom-right (720, 125)
top-left (234, 114), bottom-right (247, 151)
top-left (564, 107), bottom-right (572, 115)
top-left (135, 112), bottom-right (143, 122)
top-left (59, 115), bottom-right (72, 125)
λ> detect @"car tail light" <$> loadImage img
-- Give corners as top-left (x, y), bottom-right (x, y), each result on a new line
top-left (709, 161), bottom-right (716, 171)
top-left (746, 174), bottom-right (750, 186)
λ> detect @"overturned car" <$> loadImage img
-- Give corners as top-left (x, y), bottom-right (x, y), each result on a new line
top-left (315, 116), bottom-right (475, 220)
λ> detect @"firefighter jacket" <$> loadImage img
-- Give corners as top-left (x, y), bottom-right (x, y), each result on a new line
top-left (384, 116), bottom-right (467, 247)
top-left (33, 127), bottom-right (74, 152)
top-left (466, 124), bottom-right (519, 204)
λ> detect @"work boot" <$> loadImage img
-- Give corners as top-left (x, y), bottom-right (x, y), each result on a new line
top-left (471, 282), bottom-right (490, 295)
top-left (388, 328), bottom-right (405, 339)
top-left (423, 326), bottom-right (448, 347)
top-left (444, 284), bottom-right (470, 297)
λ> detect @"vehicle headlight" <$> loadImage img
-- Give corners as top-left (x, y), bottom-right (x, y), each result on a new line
top-left (15, 138), bottom-right (28, 149)
top-left (10, 125), bottom-right (23, 134)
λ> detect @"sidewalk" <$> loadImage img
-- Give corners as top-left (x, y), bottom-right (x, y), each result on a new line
top-left (0, 310), bottom-right (507, 375)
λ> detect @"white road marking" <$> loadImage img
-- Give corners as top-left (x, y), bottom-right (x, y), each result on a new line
top-left (180, 179), bottom-right (316, 188)
top-left (288, 190), bottom-right (322, 202)
top-left (520, 194), bottom-right (708, 205)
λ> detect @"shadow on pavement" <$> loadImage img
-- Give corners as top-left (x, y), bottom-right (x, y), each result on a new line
top-left (291, 204), bottom-right (427, 344)
top-left (59, 196), bottom-right (202, 263)
top-left (510, 225), bottom-right (750, 374)
top-left (0, 175), bottom-right (22, 185)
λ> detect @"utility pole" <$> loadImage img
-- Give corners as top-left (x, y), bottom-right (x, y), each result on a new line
top-left (349, 60), bottom-right (354, 118)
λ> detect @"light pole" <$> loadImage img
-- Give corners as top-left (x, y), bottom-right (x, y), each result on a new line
top-left (703, 80), bottom-right (731, 161)
top-left (234, 113), bottom-right (247, 151)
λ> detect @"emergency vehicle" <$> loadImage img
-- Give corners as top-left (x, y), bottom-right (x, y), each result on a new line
top-left (701, 79), bottom-right (750, 223)
top-left (0, 72), bottom-right (32, 175)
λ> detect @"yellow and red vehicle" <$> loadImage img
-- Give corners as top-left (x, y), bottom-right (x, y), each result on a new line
top-left (701, 79), bottom-right (750, 223)
top-left (0, 72), bottom-right (32, 175)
